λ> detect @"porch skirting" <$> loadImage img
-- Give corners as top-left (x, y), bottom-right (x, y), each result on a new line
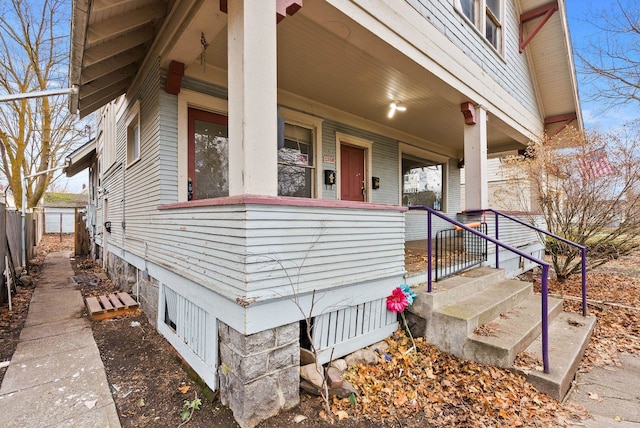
top-left (103, 246), bottom-right (403, 427)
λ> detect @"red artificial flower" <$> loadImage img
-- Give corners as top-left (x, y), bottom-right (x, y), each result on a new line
top-left (386, 287), bottom-right (409, 313)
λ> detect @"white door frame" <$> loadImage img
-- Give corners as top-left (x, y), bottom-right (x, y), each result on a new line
top-left (335, 132), bottom-right (373, 202)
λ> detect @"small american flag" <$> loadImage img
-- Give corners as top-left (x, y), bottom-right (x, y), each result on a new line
top-left (577, 149), bottom-right (613, 181)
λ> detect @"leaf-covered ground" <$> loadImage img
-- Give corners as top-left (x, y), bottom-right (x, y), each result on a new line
top-left (537, 261), bottom-right (640, 369)
top-left (329, 332), bottom-right (587, 427)
top-left (2, 237), bottom-right (638, 427)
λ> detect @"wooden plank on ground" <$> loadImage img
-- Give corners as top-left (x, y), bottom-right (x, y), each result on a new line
top-left (108, 293), bottom-right (125, 309)
top-left (117, 292), bottom-right (139, 308)
top-left (85, 296), bottom-right (104, 315)
top-left (98, 295), bottom-right (114, 311)
top-left (86, 292), bottom-right (139, 320)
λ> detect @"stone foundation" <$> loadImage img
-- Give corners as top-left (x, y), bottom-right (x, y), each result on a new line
top-left (218, 321), bottom-right (300, 428)
top-left (105, 252), bottom-right (158, 325)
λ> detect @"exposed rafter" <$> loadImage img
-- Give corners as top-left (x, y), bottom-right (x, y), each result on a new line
top-left (519, 1), bottom-right (558, 53)
top-left (84, 26), bottom-right (155, 67)
top-left (80, 46), bottom-right (147, 84)
top-left (544, 112), bottom-right (577, 138)
top-left (87, 4), bottom-right (165, 47)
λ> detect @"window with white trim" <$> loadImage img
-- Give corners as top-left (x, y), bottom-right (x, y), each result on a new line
top-left (401, 151), bottom-right (446, 211)
top-left (278, 109), bottom-right (322, 198)
top-left (456, 0), bottom-right (503, 52)
top-left (126, 102), bottom-right (140, 166)
top-left (278, 123), bottom-right (314, 198)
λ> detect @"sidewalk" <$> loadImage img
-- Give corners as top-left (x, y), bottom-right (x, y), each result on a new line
top-left (0, 251), bottom-right (120, 427)
top-left (569, 353), bottom-right (640, 427)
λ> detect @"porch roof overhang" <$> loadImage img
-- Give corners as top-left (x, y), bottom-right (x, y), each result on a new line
top-left (69, 0), bottom-right (583, 153)
top-left (69, 0), bottom-right (172, 117)
top-left (65, 139), bottom-right (96, 177)
top-left (519, 0), bottom-right (583, 135)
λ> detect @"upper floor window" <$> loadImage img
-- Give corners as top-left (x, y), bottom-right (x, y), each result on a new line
top-left (456, 0), bottom-right (503, 53)
top-left (126, 101), bottom-right (140, 166)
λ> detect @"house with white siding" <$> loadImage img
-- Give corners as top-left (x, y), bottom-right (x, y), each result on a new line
top-left (66, 1), bottom-right (588, 426)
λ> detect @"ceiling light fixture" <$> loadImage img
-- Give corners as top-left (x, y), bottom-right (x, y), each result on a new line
top-left (388, 102), bottom-right (406, 118)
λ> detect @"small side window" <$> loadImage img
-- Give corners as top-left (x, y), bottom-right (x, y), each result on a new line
top-left (126, 102), bottom-right (141, 166)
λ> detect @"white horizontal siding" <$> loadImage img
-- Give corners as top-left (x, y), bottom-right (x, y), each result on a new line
top-left (132, 204), bottom-right (404, 302)
top-left (406, 0), bottom-right (540, 116)
top-left (245, 205), bottom-right (405, 298)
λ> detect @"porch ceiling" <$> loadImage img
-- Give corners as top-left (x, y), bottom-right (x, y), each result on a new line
top-left (201, 1), bottom-right (526, 156)
top-left (70, 0), bottom-right (581, 155)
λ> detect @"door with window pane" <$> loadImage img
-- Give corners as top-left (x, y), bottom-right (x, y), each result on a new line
top-left (188, 108), bottom-right (228, 200)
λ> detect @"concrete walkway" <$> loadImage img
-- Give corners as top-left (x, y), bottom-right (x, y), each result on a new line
top-left (0, 251), bottom-right (120, 427)
top-left (569, 353), bottom-right (640, 427)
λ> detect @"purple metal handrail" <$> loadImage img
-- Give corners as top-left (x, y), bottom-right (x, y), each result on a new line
top-left (409, 205), bottom-right (551, 373)
top-left (468, 209), bottom-right (588, 317)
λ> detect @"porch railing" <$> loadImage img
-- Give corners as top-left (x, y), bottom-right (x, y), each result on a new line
top-left (435, 222), bottom-right (488, 281)
top-left (408, 205), bottom-right (552, 373)
top-left (468, 209), bottom-right (588, 317)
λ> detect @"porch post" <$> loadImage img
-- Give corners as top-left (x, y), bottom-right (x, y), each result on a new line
top-left (462, 103), bottom-right (489, 211)
top-left (227, 0), bottom-right (278, 196)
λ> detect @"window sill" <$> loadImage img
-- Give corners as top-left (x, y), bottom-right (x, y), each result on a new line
top-left (126, 157), bottom-right (141, 169)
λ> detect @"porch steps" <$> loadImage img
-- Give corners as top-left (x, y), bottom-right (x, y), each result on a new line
top-left (407, 267), bottom-right (595, 400)
top-left (464, 294), bottom-right (564, 367)
top-left (514, 311), bottom-right (596, 399)
top-left (430, 279), bottom-right (532, 358)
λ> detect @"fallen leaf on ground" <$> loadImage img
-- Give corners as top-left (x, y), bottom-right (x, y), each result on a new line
top-left (587, 392), bottom-right (602, 402)
top-left (335, 410), bottom-right (349, 420)
top-left (293, 415), bottom-right (307, 423)
top-left (178, 385), bottom-right (190, 394)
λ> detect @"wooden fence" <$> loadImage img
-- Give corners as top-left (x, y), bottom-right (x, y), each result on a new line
top-left (0, 204), bottom-right (5, 305)
top-left (0, 207), bottom-right (44, 306)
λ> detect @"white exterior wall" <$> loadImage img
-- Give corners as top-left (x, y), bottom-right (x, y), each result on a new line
top-left (406, 0), bottom-right (539, 117)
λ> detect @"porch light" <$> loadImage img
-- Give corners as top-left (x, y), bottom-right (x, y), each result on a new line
top-left (388, 102), bottom-right (406, 118)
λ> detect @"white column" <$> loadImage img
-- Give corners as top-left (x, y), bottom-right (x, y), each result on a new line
top-left (463, 105), bottom-right (488, 211)
top-left (227, 0), bottom-right (278, 196)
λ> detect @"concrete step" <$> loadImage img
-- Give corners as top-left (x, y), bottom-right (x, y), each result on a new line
top-left (513, 311), bottom-right (597, 400)
top-left (428, 279), bottom-right (532, 358)
top-left (410, 267), bottom-right (505, 316)
top-left (463, 294), bottom-right (564, 367)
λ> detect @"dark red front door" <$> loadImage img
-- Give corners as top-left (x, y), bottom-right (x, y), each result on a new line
top-left (340, 144), bottom-right (365, 202)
